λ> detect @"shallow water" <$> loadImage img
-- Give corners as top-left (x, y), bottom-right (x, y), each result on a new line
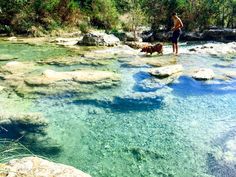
top-left (0, 40), bottom-right (236, 177)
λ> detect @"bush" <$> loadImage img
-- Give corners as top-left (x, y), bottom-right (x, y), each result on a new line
top-left (91, 0), bottom-right (119, 29)
top-left (79, 22), bottom-right (90, 33)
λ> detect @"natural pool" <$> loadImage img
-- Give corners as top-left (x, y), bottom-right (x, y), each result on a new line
top-left (0, 39), bottom-right (236, 177)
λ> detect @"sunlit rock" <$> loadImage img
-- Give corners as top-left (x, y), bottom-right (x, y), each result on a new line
top-left (149, 64), bottom-right (183, 79)
top-left (0, 61), bottom-right (35, 75)
top-left (51, 37), bottom-right (82, 46)
top-left (25, 69), bottom-right (120, 86)
top-left (222, 70), bottom-right (236, 79)
top-left (188, 42), bottom-right (236, 58)
top-left (0, 113), bottom-right (48, 139)
top-left (192, 68), bottom-right (215, 80)
top-left (0, 54), bottom-right (17, 61)
top-left (80, 31), bottom-right (120, 46)
top-left (0, 156), bottom-right (91, 177)
top-left (125, 41), bottom-right (151, 49)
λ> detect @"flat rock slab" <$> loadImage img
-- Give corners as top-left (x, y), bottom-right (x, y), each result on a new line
top-left (192, 68), bottom-right (215, 80)
top-left (0, 54), bottom-right (18, 61)
top-left (188, 42), bottom-right (236, 57)
top-left (0, 113), bottom-right (48, 127)
top-left (0, 61), bottom-right (35, 75)
top-left (222, 70), bottom-right (236, 79)
top-left (124, 55), bottom-right (177, 68)
top-left (1, 156), bottom-right (91, 177)
top-left (25, 69), bottom-right (120, 86)
top-left (149, 64), bottom-right (183, 79)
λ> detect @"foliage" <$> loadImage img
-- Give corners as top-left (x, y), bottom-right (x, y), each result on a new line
top-left (90, 0), bottom-right (119, 29)
top-left (0, 0), bottom-right (235, 34)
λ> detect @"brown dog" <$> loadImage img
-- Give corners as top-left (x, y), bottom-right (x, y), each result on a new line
top-left (141, 43), bottom-right (163, 55)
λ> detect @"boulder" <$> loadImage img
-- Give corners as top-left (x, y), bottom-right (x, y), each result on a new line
top-left (192, 68), bottom-right (215, 80)
top-left (0, 156), bottom-right (91, 177)
top-left (80, 32), bottom-right (120, 46)
top-left (181, 32), bottom-right (203, 41)
top-left (149, 64), bottom-right (183, 79)
top-left (202, 28), bottom-right (236, 41)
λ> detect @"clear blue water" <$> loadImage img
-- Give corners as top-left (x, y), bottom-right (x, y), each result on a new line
top-left (1, 40), bottom-right (236, 177)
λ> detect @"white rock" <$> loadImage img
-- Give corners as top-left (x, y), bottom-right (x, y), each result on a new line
top-left (149, 64), bottom-right (183, 78)
top-left (192, 68), bottom-right (215, 80)
top-left (81, 31), bottom-right (120, 46)
top-left (1, 156), bottom-right (91, 177)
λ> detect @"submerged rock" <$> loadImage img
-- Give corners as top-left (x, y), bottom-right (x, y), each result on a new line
top-left (37, 56), bottom-right (110, 66)
top-left (192, 68), bottom-right (215, 80)
top-left (80, 31), bottom-right (120, 46)
top-left (149, 64), bottom-right (183, 79)
top-left (123, 55), bottom-right (177, 68)
top-left (0, 156), bottom-right (91, 177)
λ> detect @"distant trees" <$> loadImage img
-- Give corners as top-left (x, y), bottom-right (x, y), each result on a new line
top-left (0, 0), bottom-right (235, 34)
top-left (142, 0), bottom-right (236, 32)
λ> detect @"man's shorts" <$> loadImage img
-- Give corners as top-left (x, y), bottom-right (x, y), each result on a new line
top-left (172, 29), bottom-right (181, 43)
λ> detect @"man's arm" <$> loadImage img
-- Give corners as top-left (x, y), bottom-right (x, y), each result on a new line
top-left (176, 18), bottom-right (183, 30)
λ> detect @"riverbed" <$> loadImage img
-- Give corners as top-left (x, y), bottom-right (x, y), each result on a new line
top-left (0, 39), bottom-right (236, 177)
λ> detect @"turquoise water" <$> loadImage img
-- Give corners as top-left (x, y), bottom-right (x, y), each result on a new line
top-left (1, 40), bottom-right (236, 177)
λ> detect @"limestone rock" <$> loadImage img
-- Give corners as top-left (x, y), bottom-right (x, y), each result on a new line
top-left (223, 70), bottom-right (236, 79)
top-left (149, 65), bottom-right (183, 79)
top-left (25, 69), bottom-right (120, 86)
top-left (0, 113), bottom-right (48, 128)
top-left (187, 42), bottom-right (236, 57)
top-left (0, 61), bottom-right (35, 75)
top-left (0, 54), bottom-right (18, 61)
top-left (192, 68), bottom-right (215, 80)
top-left (1, 156), bottom-right (91, 177)
top-left (80, 32), bottom-right (120, 46)
top-left (125, 42), bottom-right (151, 49)
top-left (51, 37), bottom-right (82, 46)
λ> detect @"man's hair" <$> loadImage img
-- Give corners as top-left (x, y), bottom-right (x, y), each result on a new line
top-left (172, 12), bottom-right (177, 16)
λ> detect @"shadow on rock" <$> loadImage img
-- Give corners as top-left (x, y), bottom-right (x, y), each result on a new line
top-left (71, 94), bottom-right (163, 112)
top-left (0, 113), bottom-right (61, 157)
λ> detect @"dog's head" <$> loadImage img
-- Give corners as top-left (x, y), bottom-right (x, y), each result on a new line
top-left (141, 45), bottom-right (151, 52)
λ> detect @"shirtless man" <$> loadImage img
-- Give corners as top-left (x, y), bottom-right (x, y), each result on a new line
top-left (171, 12), bottom-right (183, 55)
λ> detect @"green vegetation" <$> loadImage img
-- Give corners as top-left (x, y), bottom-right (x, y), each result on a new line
top-left (0, 0), bottom-right (235, 35)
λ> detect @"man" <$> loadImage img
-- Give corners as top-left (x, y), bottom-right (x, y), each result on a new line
top-left (171, 12), bottom-right (183, 55)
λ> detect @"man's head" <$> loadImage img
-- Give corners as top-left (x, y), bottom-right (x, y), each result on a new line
top-left (172, 12), bottom-right (177, 19)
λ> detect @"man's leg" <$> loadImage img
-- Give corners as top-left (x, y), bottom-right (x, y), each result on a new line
top-left (172, 43), bottom-right (175, 54)
top-left (175, 42), bottom-right (178, 54)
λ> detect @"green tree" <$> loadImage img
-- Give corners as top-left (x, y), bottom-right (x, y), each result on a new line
top-left (91, 0), bottom-right (119, 29)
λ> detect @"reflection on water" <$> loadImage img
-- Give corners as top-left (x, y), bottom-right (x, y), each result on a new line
top-left (0, 41), bottom-right (236, 177)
